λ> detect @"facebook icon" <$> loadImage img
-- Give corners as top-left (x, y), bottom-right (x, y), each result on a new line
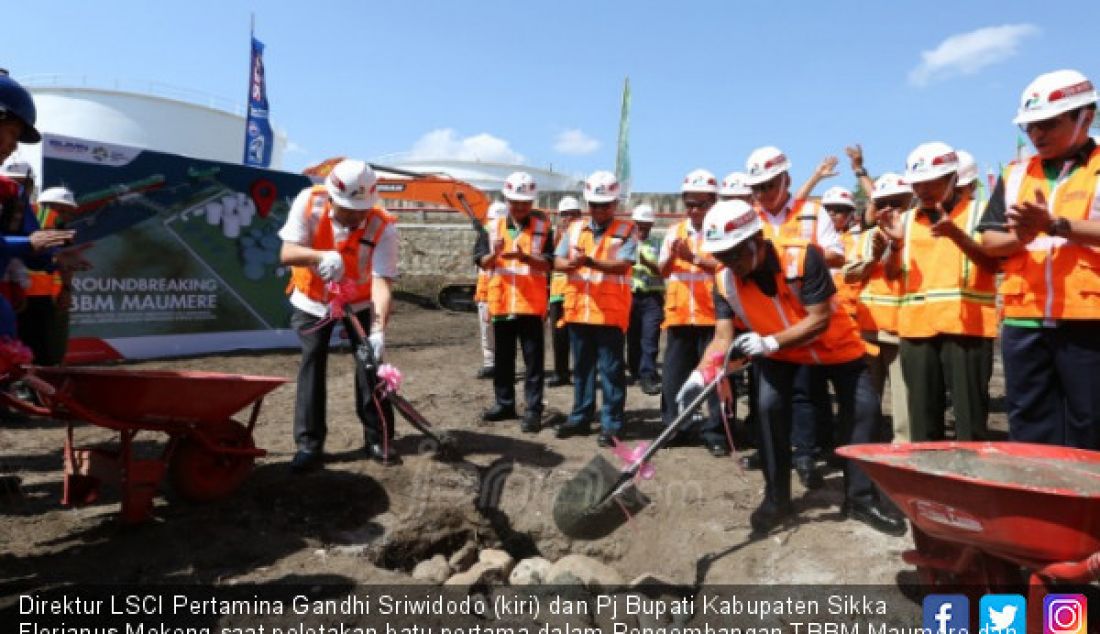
top-left (924, 594), bottom-right (970, 634)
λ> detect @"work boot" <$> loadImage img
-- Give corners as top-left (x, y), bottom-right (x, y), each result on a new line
top-left (843, 499), bottom-right (907, 536)
top-left (476, 366), bottom-right (494, 380)
top-left (640, 375), bottom-right (661, 396)
top-left (521, 411), bottom-right (542, 433)
top-left (555, 420), bottom-right (591, 439)
top-left (597, 431), bottom-right (615, 448)
top-left (482, 403), bottom-right (518, 422)
top-left (545, 374), bottom-right (570, 387)
top-left (289, 450), bottom-right (322, 474)
top-left (739, 451), bottom-right (763, 470)
top-left (366, 443), bottom-right (401, 466)
top-left (706, 440), bottom-right (731, 458)
top-left (794, 458), bottom-right (824, 490)
top-left (749, 500), bottom-right (794, 534)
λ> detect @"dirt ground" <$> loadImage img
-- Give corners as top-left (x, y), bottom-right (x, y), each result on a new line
top-left (0, 299), bottom-right (1008, 591)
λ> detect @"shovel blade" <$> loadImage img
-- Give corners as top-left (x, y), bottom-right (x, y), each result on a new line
top-left (553, 454), bottom-right (650, 540)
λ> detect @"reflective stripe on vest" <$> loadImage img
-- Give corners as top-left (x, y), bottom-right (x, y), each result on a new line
top-left (286, 186), bottom-right (393, 305)
top-left (561, 219), bottom-right (635, 331)
top-left (761, 199), bottom-right (818, 243)
top-left (1000, 150), bottom-right (1100, 321)
top-left (661, 220), bottom-right (716, 327)
top-left (486, 215), bottom-right (550, 317)
top-left (856, 228), bottom-right (901, 333)
top-left (897, 193), bottom-right (997, 338)
top-left (27, 206), bottom-right (63, 297)
top-left (714, 240), bottom-right (865, 365)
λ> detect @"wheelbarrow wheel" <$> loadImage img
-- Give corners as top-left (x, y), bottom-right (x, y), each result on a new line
top-left (169, 420), bottom-right (255, 503)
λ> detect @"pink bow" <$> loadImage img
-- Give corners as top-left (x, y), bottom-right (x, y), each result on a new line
top-left (610, 438), bottom-right (656, 480)
top-left (325, 279), bottom-right (358, 320)
top-left (376, 363), bottom-right (403, 395)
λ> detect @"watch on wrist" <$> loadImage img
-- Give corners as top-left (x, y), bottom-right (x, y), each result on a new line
top-left (1049, 217), bottom-right (1070, 237)
top-left (854, 167), bottom-right (868, 177)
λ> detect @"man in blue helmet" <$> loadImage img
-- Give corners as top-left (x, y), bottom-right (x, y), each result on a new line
top-left (0, 71), bottom-right (85, 339)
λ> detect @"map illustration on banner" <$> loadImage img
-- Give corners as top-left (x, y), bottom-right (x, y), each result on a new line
top-left (42, 134), bottom-right (312, 361)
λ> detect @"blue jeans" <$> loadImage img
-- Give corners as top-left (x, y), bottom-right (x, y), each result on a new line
top-left (627, 291), bottom-right (663, 379)
top-left (756, 357), bottom-right (880, 506)
top-left (567, 323), bottom-right (627, 434)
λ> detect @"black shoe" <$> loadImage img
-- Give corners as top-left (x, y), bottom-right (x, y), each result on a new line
top-left (482, 403), bottom-right (518, 422)
top-left (476, 366), bottom-right (494, 380)
top-left (597, 431), bottom-right (615, 448)
top-left (290, 450), bottom-right (322, 474)
top-left (795, 460), bottom-right (824, 490)
top-left (521, 411), bottom-right (542, 433)
top-left (640, 375), bottom-right (661, 396)
top-left (545, 374), bottom-right (569, 387)
top-left (739, 451), bottom-right (763, 470)
top-left (625, 375), bottom-right (638, 386)
top-left (750, 500), bottom-right (794, 534)
top-left (366, 443), bottom-right (401, 465)
top-left (844, 499), bottom-right (908, 536)
top-left (707, 442), bottom-right (730, 458)
top-left (556, 421), bottom-right (592, 439)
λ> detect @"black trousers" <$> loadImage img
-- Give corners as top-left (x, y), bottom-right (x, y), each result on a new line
top-left (493, 315), bottom-right (545, 414)
top-left (547, 301), bottom-right (570, 380)
top-left (627, 291), bottom-right (664, 380)
top-left (17, 296), bottom-right (70, 366)
top-left (290, 308), bottom-right (394, 453)
top-left (660, 325), bottom-right (725, 445)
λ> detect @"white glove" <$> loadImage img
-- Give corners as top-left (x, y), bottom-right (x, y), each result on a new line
top-left (368, 332), bottom-right (385, 361)
top-left (316, 251), bottom-right (345, 282)
top-left (734, 332), bottom-right (779, 358)
top-left (675, 370), bottom-right (706, 413)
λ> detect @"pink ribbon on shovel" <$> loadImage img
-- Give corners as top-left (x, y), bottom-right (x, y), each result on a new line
top-left (609, 438), bottom-right (656, 480)
top-left (302, 279), bottom-right (358, 334)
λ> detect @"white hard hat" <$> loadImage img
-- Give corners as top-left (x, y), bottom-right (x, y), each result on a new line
top-left (487, 201), bottom-right (508, 220)
top-left (37, 186), bottom-right (77, 208)
top-left (681, 168), bottom-right (719, 194)
top-left (1013, 69), bottom-right (1097, 125)
top-left (631, 203), bottom-right (655, 223)
top-left (557, 195), bottom-right (581, 213)
top-left (744, 146), bottom-right (790, 185)
top-left (871, 173), bottom-right (913, 200)
top-left (0, 160), bottom-right (33, 180)
top-left (700, 200), bottom-right (763, 253)
top-left (719, 172), bottom-right (751, 197)
top-left (325, 159), bottom-right (378, 210)
top-left (821, 186), bottom-right (856, 208)
top-left (583, 170), bottom-right (620, 203)
top-left (502, 171), bottom-right (537, 202)
top-left (904, 142), bottom-right (958, 184)
top-left (955, 150), bottom-right (978, 187)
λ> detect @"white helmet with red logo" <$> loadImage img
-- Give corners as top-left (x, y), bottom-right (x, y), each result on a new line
top-left (631, 203), bottom-right (655, 224)
top-left (904, 142), bottom-right (958, 184)
top-left (700, 200), bottom-right (763, 253)
top-left (583, 170), bottom-right (620, 203)
top-left (871, 173), bottom-right (913, 200)
top-left (557, 195), bottom-right (581, 214)
top-left (719, 172), bottom-right (751, 197)
top-left (681, 168), bottom-right (719, 194)
top-left (325, 159), bottom-right (378, 210)
top-left (744, 146), bottom-right (791, 185)
top-left (502, 171), bottom-right (537, 202)
top-left (821, 186), bottom-right (856, 208)
top-left (955, 150), bottom-right (978, 187)
top-left (1014, 69), bottom-right (1097, 125)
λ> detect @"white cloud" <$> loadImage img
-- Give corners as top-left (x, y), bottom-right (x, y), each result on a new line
top-left (554, 129), bottom-right (601, 155)
top-left (284, 140), bottom-right (307, 155)
top-left (908, 24), bottom-right (1039, 87)
top-left (406, 128), bottom-right (525, 164)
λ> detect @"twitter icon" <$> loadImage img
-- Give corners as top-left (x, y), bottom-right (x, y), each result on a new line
top-left (980, 594), bottom-right (1026, 634)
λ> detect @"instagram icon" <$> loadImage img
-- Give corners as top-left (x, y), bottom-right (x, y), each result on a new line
top-left (1044, 594), bottom-right (1087, 634)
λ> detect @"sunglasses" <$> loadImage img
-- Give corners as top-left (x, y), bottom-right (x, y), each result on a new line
top-left (683, 199), bottom-right (713, 209)
top-left (1020, 112), bottom-right (1073, 134)
top-left (588, 202), bottom-right (613, 210)
top-left (750, 177), bottom-right (783, 194)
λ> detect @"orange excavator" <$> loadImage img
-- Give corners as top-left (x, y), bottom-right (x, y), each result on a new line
top-left (303, 158), bottom-right (492, 311)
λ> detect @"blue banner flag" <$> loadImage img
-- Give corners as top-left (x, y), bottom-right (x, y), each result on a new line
top-left (243, 36), bottom-right (274, 167)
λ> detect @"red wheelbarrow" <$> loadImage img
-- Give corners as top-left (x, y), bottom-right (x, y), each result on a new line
top-left (2, 366), bottom-right (287, 524)
top-left (839, 442), bottom-right (1100, 629)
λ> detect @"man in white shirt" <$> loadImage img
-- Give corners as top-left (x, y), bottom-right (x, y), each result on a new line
top-left (279, 160), bottom-right (400, 472)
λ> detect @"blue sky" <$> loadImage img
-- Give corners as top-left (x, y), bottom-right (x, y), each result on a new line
top-left (8, 1), bottom-right (1099, 191)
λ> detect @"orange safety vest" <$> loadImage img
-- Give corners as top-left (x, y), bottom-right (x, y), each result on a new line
top-left (714, 239), bottom-right (865, 365)
top-left (549, 219), bottom-right (576, 301)
top-left (999, 148), bottom-right (1100, 321)
top-left (830, 227), bottom-right (863, 321)
top-left (856, 227), bottom-right (902, 333)
top-left (562, 218), bottom-right (635, 331)
top-left (286, 185), bottom-right (395, 305)
top-left (760, 198), bottom-right (820, 243)
top-left (486, 214), bottom-right (551, 317)
top-left (27, 205), bottom-right (63, 298)
top-left (896, 193), bottom-right (997, 338)
top-left (662, 220), bottom-right (716, 327)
